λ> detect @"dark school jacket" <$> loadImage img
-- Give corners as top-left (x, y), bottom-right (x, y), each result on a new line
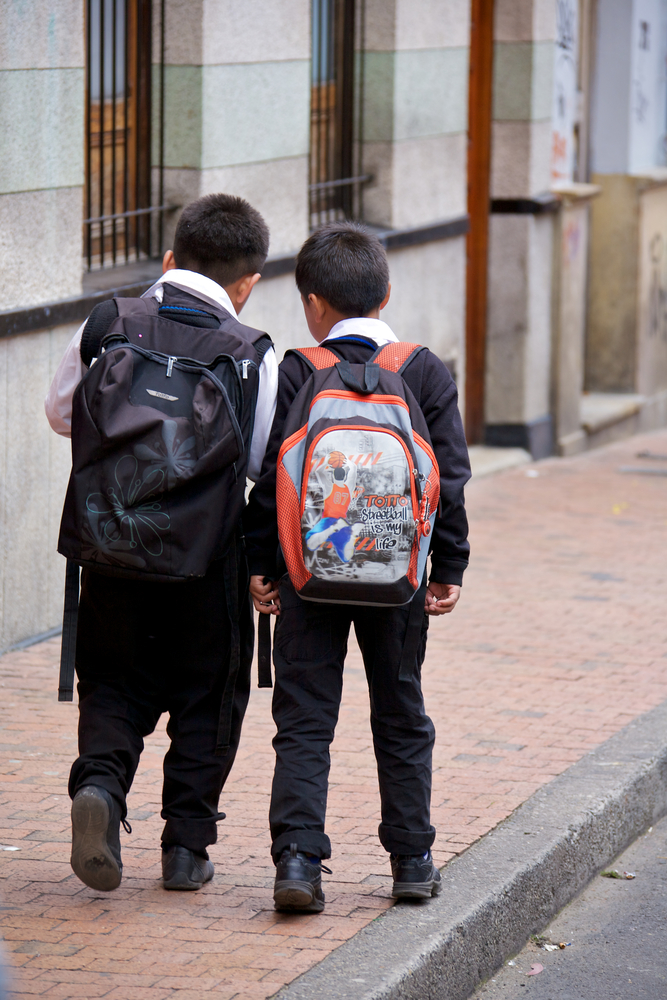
top-left (244, 337), bottom-right (472, 587)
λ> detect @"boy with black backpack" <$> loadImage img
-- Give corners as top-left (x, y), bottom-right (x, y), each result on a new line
top-left (245, 222), bottom-right (471, 912)
top-left (45, 194), bottom-right (277, 892)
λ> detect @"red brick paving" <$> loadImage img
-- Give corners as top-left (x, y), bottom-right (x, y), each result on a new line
top-left (1, 429), bottom-right (666, 998)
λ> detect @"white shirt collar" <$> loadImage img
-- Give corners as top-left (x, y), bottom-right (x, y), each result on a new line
top-left (323, 316), bottom-right (398, 347)
top-left (144, 268), bottom-right (238, 319)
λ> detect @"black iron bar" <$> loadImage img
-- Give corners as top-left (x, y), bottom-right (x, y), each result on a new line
top-left (85, 2), bottom-right (92, 268)
top-left (309, 173), bottom-right (370, 191)
top-left (111, 0), bottom-right (117, 264)
top-left (123, 0), bottom-right (129, 262)
top-left (83, 204), bottom-right (170, 224)
top-left (99, 0), bottom-right (106, 266)
top-left (158, 0), bottom-right (165, 258)
top-left (134, 1), bottom-right (141, 257)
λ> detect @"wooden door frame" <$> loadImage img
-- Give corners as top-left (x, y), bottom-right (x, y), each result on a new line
top-left (465, 0), bottom-right (495, 443)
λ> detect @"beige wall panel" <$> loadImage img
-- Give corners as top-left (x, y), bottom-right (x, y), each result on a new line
top-left (46, 326), bottom-right (79, 630)
top-left (586, 175), bottom-right (639, 392)
top-left (161, 169), bottom-right (204, 249)
top-left (382, 238), bottom-right (466, 371)
top-left (491, 120), bottom-right (552, 197)
top-left (2, 332), bottom-right (52, 648)
top-left (240, 272), bottom-right (308, 360)
top-left (163, 0), bottom-right (204, 65)
top-left (486, 216), bottom-right (529, 424)
top-left (0, 338), bottom-right (6, 643)
top-left (0, 188), bottom-right (83, 311)
top-left (0, 0), bottom-right (83, 70)
top-left (361, 141), bottom-right (394, 228)
top-left (552, 200), bottom-right (590, 444)
top-left (363, 0), bottom-right (398, 51)
top-left (486, 213), bottom-right (553, 424)
top-left (524, 213), bottom-right (553, 421)
top-left (394, 0), bottom-right (470, 50)
top-left (202, 157), bottom-right (309, 255)
top-left (495, 0), bottom-right (555, 43)
top-left (390, 134), bottom-right (467, 229)
top-left (637, 184), bottom-right (667, 397)
top-left (0, 323), bottom-right (79, 650)
top-left (202, 0), bottom-right (310, 64)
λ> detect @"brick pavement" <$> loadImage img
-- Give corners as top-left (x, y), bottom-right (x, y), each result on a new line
top-left (0, 428), bottom-right (666, 999)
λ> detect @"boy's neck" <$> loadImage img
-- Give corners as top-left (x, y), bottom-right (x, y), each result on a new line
top-left (310, 310), bottom-right (382, 345)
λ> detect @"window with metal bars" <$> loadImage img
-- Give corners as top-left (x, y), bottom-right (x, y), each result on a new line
top-left (84, 0), bottom-right (165, 270)
top-left (310, 0), bottom-right (368, 228)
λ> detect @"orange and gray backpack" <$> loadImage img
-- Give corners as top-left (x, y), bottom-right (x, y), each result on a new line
top-left (277, 340), bottom-right (440, 608)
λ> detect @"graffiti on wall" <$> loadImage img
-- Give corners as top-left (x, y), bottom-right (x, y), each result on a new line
top-left (648, 233), bottom-right (667, 341)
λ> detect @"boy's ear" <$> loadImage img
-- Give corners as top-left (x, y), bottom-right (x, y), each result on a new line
top-left (379, 283), bottom-right (391, 311)
top-left (225, 272), bottom-right (261, 314)
top-left (162, 249), bottom-right (176, 273)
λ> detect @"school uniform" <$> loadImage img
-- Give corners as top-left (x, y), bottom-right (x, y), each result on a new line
top-left (244, 317), bottom-right (471, 861)
top-left (46, 271), bottom-right (278, 853)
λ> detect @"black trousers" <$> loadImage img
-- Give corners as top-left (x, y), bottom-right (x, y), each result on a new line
top-left (270, 577), bottom-right (436, 861)
top-left (69, 558), bottom-right (253, 854)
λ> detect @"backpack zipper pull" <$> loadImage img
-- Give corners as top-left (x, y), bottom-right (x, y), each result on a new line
top-left (242, 360), bottom-right (250, 379)
top-left (166, 356), bottom-right (175, 377)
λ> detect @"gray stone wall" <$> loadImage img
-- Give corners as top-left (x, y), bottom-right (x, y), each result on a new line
top-left (0, 1), bottom-right (84, 311)
top-left (0, 324), bottom-right (74, 652)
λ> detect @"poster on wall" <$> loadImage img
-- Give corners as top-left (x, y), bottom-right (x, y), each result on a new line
top-left (551, 0), bottom-right (578, 183)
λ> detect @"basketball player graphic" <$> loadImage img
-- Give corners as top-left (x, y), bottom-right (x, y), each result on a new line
top-left (305, 451), bottom-right (364, 563)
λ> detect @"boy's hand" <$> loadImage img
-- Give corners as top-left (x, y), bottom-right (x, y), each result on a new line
top-left (250, 575), bottom-right (280, 615)
top-left (425, 583), bottom-right (460, 616)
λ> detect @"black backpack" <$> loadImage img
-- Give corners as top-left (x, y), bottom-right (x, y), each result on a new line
top-left (58, 285), bottom-right (272, 582)
top-left (57, 286), bottom-right (274, 717)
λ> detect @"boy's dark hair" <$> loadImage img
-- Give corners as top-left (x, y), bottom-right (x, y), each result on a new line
top-left (173, 193), bottom-right (269, 287)
top-left (295, 222), bottom-right (389, 316)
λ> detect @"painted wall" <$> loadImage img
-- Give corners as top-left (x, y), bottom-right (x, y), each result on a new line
top-left (591, 0), bottom-right (667, 175)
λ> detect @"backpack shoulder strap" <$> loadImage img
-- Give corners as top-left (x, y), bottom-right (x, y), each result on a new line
top-left (115, 294), bottom-right (156, 317)
top-left (249, 331), bottom-right (273, 363)
top-left (80, 295), bottom-right (157, 366)
top-left (286, 345), bottom-right (340, 372)
top-left (371, 342), bottom-right (426, 374)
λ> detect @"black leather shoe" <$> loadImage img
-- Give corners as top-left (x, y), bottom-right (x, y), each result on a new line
top-left (273, 843), bottom-right (329, 913)
top-left (162, 845), bottom-right (214, 890)
top-left (71, 785), bottom-right (123, 891)
top-left (390, 850), bottom-right (442, 899)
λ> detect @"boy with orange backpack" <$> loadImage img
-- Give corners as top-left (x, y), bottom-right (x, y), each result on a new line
top-left (245, 222), bottom-right (471, 912)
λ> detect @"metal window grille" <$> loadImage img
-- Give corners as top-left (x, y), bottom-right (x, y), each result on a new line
top-left (84, 0), bottom-right (165, 270)
top-left (310, 0), bottom-right (368, 228)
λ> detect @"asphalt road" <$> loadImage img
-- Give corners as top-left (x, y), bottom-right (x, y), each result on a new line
top-left (471, 812), bottom-right (667, 1000)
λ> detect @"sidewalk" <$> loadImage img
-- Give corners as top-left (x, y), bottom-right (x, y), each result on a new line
top-left (0, 429), bottom-right (666, 1000)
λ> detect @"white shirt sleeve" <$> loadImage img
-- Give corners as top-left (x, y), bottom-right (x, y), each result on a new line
top-left (247, 346), bottom-right (278, 482)
top-left (44, 322), bottom-right (86, 438)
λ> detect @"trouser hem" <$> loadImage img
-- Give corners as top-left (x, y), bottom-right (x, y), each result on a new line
top-left (161, 817), bottom-right (220, 854)
top-left (378, 823), bottom-right (436, 855)
top-left (72, 775), bottom-right (127, 818)
top-left (271, 830), bottom-right (331, 863)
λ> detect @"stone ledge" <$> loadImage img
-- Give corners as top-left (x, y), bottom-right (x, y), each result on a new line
top-left (581, 393), bottom-right (645, 434)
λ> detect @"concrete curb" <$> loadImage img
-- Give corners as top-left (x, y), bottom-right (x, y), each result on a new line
top-left (272, 698), bottom-right (667, 1000)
